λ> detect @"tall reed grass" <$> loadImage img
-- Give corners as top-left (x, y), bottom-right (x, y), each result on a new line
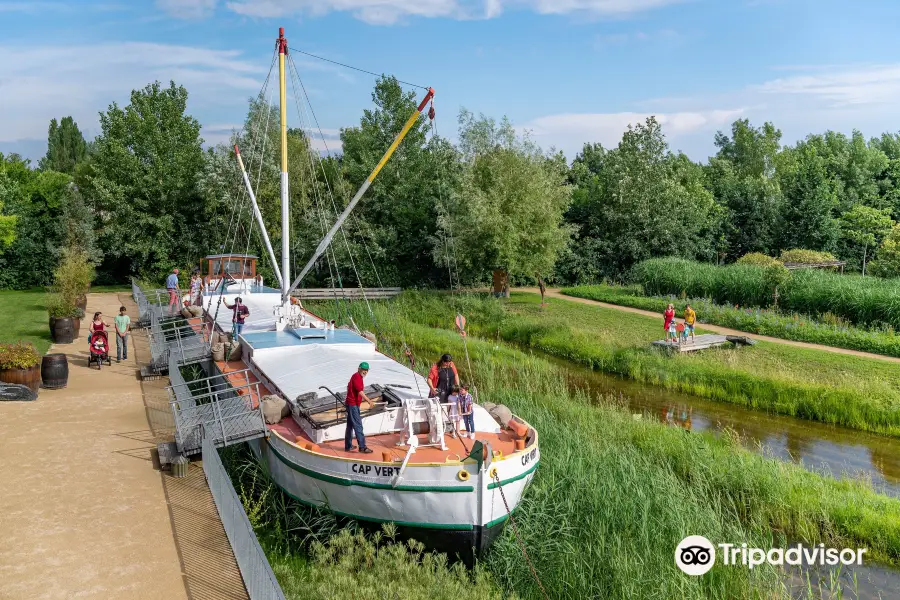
top-left (562, 284), bottom-right (900, 358)
top-left (633, 257), bottom-right (900, 329)
top-left (281, 297), bottom-right (900, 599)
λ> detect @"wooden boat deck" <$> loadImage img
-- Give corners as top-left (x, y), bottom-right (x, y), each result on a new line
top-left (269, 417), bottom-right (520, 464)
top-left (652, 334), bottom-right (757, 353)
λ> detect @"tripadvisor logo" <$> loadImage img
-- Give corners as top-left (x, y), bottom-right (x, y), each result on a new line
top-left (675, 536), bottom-right (867, 576)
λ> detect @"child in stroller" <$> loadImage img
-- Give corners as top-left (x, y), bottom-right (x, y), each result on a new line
top-left (89, 330), bottom-right (112, 369)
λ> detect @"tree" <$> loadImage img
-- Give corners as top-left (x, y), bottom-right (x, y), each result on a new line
top-left (0, 153), bottom-right (73, 288)
top-left (707, 119), bottom-right (782, 259)
top-left (340, 77), bottom-right (454, 287)
top-left (868, 224), bottom-right (900, 278)
top-left (562, 117), bottom-right (719, 281)
top-left (77, 81), bottom-right (207, 278)
top-left (840, 204), bottom-right (895, 275)
top-left (39, 116), bottom-right (88, 175)
top-left (776, 142), bottom-right (840, 252)
top-left (435, 110), bottom-right (571, 291)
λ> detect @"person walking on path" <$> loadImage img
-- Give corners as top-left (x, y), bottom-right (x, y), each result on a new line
top-left (223, 297), bottom-right (250, 337)
top-left (683, 303), bottom-right (697, 343)
top-left (345, 362), bottom-right (374, 454)
top-left (166, 268), bottom-right (180, 315)
top-left (114, 306), bottom-right (131, 363)
top-left (428, 353), bottom-right (459, 403)
top-left (663, 303), bottom-right (675, 337)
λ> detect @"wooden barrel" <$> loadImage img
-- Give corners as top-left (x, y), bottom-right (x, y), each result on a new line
top-left (41, 353), bottom-right (69, 389)
top-left (0, 365), bottom-right (41, 394)
top-left (50, 317), bottom-right (75, 344)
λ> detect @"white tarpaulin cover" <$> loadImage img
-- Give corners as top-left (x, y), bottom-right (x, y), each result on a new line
top-left (244, 328), bottom-right (428, 401)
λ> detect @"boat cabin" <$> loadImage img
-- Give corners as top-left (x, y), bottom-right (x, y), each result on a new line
top-left (201, 254), bottom-right (258, 287)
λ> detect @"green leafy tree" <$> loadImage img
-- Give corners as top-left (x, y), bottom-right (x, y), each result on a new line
top-left (841, 204), bottom-right (895, 275)
top-left (77, 81), bottom-right (207, 278)
top-left (776, 142), bottom-right (840, 252)
top-left (562, 117), bottom-right (719, 281)
top-left (340, 77), bottom-right (454, 287)
top-left (436, 110), bottom-right (571, 291)
top-left (0, 154), bottom-right (20, 248)
top-left (707, 119), bottom-right (782, 259)
top-left (39, 116), bottom-right (88, 175)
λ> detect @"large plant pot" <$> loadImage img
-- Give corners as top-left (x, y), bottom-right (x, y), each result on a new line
top-left (73, 317), bottom-right (81, 336)
top-left (49, 317), bottom-right (76, 344)
top-left (41, 353), bottom-right (69, 389)
top-left (0, 365), bottom-right (41, 395)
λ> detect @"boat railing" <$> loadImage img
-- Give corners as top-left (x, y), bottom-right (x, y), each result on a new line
top-left (168, 359), bottom-right (267, 455)
top-left (200, 427), bottom-right (286, 600)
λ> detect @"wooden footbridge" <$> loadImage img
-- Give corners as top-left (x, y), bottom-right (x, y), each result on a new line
top-left (652, 334), bottom-right (757, 353)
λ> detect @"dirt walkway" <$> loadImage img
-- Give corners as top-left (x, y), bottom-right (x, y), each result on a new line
top-left (0, 293), bottom-right (246, 600)
top-left (518, 287), bottom-right (900, 365)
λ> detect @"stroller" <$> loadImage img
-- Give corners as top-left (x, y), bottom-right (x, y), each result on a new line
top-left (88, 330), bottom-right (112, 370)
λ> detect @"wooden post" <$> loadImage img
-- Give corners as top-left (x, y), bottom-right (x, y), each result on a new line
top-left (492, 270), bottom-right (509, 298)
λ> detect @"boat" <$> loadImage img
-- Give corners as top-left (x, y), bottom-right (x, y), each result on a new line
top-left (166, 28), bottom-right (540, 557)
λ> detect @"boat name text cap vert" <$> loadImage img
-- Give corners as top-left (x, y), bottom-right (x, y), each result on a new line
top-left (359, 362), bottom-right (370, 370)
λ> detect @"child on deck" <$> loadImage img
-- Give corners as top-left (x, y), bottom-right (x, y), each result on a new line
top-left (667, 318), bottom-right (678, 344)
top-left (457, 383), bottom-right (475, 440)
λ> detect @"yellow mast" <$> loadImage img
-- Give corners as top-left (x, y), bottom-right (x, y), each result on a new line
top-left (277, 27), bottom-right (290, 301)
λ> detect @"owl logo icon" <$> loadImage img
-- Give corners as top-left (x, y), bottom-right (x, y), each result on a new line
top-left (675, 536), bottom-right (716, 575)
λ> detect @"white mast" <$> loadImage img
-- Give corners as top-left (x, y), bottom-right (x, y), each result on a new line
top-left (277, 27), bottom-right (290, 330)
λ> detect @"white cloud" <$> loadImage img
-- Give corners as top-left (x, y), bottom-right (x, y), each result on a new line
top-left (220, 0), bottom-right (686, 24)
top-left (521, 63), bottom-right (900, 161)
top-left (0, 42), bottom-right (262, 146)
top-left (754, 64), bottom-right (900, 107)
top-left (155, 0), bottom-right (217, 18)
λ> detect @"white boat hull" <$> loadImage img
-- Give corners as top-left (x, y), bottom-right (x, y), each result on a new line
top-left (250, 429), bottom-right (539, 555)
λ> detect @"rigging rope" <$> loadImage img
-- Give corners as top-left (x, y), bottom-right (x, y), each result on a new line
top-left (286, 47), bottom-right (429, 91)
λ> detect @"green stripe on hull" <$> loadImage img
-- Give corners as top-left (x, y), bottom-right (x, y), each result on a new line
top-left (267, 439), bottom-right (475, 493)
top-left (271, 470), bottom-right (475, 531)
top-left (487, 461), bottom-right (539, 489)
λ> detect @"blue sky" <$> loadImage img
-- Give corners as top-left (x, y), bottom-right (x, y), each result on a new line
top-left (2, 0), bottom-right (900, 163)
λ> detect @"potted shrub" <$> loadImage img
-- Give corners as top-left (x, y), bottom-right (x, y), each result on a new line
top-left (0, 342), bottom-right (42, 394)
top-left (53, 248), bottom-right (95, 314)
top-left (47, 294), bottom-right (82, 344)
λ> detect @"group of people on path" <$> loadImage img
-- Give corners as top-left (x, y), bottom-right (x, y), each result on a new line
top-left (343, 353), bottom-right (476, 454)
top-left (663, 303), bottom-right (697, 344)
top-left (87, 306), bottom-right (131, 365)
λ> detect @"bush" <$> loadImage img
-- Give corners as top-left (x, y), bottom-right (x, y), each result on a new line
top-left (0, 341), bottom-right (40, 369)
top-left (52, 248), bottom-right (94, 304)
top-left (631, 257), bottom-right (900, 328)
top-left (736, 252), bottom-right (781, 267)
top-left (780, 248), bottom-right (837, 264)
top-left (45, 294), bottom-right (84, 319)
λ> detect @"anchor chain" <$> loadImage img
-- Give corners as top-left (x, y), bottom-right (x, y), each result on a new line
top-left (491, 470), bottom-right (549, 600)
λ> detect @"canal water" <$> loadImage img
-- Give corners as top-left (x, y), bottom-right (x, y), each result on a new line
top-left (540, 353), bottom-right (900, 498)
top-left (534, 353), bottom-right (900, 599)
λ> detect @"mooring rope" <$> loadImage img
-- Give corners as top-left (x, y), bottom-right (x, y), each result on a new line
top-left (492, 470), bottom-right (550, 600)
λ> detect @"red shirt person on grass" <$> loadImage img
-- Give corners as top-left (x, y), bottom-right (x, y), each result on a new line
top-left (345, 362), bottom-right (374, 454)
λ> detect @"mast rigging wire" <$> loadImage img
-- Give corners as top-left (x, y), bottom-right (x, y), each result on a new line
top-left (287, 47), bottom-right (429, 91)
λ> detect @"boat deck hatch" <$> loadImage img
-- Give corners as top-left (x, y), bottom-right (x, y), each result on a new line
top-left (293, 384), bottom-right (403, 429)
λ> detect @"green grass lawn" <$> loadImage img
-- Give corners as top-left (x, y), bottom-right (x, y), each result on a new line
top-left (0, 290), bottom-right (51, 354)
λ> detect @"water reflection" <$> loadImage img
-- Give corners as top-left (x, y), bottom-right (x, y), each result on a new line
top-left (540, 353), bottom-right (900, 498)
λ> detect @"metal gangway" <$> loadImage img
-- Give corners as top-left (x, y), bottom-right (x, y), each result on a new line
top-left (133, 280), bottom-right (214, 377)
top-left (167, 353), bottom-right (268, 456)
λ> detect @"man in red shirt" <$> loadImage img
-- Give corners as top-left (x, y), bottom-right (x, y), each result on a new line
top-left (345, 362), bottom-right (374, 453)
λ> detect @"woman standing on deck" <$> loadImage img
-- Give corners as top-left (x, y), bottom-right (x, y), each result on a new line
top-left (663, 304), bottom-right (675, 336)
